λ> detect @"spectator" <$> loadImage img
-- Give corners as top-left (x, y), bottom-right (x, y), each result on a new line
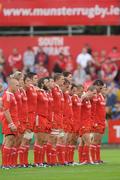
top-left (53, 53), bottom-right (66, 73)
top-left (108, 46), bottom-right (120, 69)
top-left (64, 54), bottom-right (74, 72)
top-left (106, 82), bottom-right (118, 119)
top-left (23, 46), bottom-right (35, 72)
top-left (63, 71), bottom-right (73, 83)
top-left (100, 49), bottom-right (107, 63)
top-left (8, 48), bottom-right (23, 72)
top-left (92, 51), bottom-right (101, 66)
top-left (0, 49), bottom-right (5, 66)
top-left (116, 86), bottom-right (120, 102)
top-left (0, 83), bottom-right (4, 122)
top-left (0, 82), bottom-right (7, 97)
top-left (86, 62), bottom-right (98, 81)
top-left (76, 48), bottom-right (92, 69)
top-left (101, 60), bottom-right (118, 83)
top-left (108, 82), bottom-right (120, 120)
top-left (108, 46), bottom-right (120, 61)
top-left (0, 65), bottom-right (6, 83)
top-left (92, 51), bottom-right (101, 78)
top-left (83, 75), bottom-right (93, 90)
top-left (35, 47), bottom-right (49, 67)
top-left (112, 104), bottom-right (120, 120)
top-left (92, 51), bottom-right (99, 62)
top-left (73, 64), bottom-right (87, 85)
top-left (34, 62), bottom-right (49, 79)
top-left (84, 43), bottom-right (92, 55)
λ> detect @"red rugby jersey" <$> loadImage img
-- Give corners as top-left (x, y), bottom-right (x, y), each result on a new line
top-left (26, 84), bottom-right (37, 113)
top-left (90, 95), bottom-right (98, 125)
top-left (52, 85), bottom-right (64, 115)
top-left (2, 91), bottom-right (18, 124)
top-left (81, 98), bottom-right (92, 126)
top-left (96, 93), bottom-right (106, 125)
top-left (72, 94), bottom-right (81, 127)
top-left (20, 88), bottom-right (28, 121)
top-left (64, 91), bottom-right (73, 118)
top-left (72, 94), bottom-right (81, 129)
top-left (47, 91), bottom-right (54, 122)
top-left (14, 89), bottom-right (22, 120)
top-left (37, 89), bottom-right (48, 117)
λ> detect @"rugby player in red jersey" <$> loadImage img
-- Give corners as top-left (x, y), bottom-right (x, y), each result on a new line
top-left (86, 85), bottom-right (97, 163)
top-left (71, 84), bottom-right (82, 164)
top-left (10, 72), bottom-right (24, 167)
top-left (85, 85), bottom-right (97, 163)
top-left (23, 73), bottom-right (37, 166)
top-left (52, 73), bottom-right (66, 165)
top-left (62, 79), bottom-right (73, 164)
top-left (24, 73), bottom-right (37, 131)
top-left (2, 77), bottom-right (19, 169)
top-left (34, 77), bottom-right (49, 167)
top-left (12, 72), bottom-right (30, 167)
top-left (78, 86), bottom-right (96, 164)
top-left (46, 78), bottom-right (55, 135)
top-left (45, 77), bottom-right (57, 166)
top-left (19, 76), bottom-right (29, 167)
top-left (92, 80), bottom-right (106, 164)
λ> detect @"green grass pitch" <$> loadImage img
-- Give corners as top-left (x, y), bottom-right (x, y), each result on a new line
top-left (0, 149), bottom-right (120, 180)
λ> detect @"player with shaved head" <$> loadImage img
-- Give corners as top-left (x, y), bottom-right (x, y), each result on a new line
top-left (2, 77), bottom-right (19, 169)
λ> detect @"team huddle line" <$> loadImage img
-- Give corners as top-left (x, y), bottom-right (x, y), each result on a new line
top-left (1, 71), bottom-right (106, 169)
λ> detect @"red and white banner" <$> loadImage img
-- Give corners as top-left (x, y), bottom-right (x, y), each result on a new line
top-left (0, 35), bottom-right (120, 74)
top-left (108, 120), bottom-right (120, 144)
top-left (0, 0), bottom-right (120, 26)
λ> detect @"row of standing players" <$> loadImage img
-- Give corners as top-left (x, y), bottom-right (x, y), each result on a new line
top-left (1, 71), bottom-right (106, 169)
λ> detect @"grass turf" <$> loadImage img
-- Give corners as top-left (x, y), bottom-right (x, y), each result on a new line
top-left (0, 149), bottom-right (120, 180)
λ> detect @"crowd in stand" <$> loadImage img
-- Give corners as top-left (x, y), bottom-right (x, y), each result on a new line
top-left (0, 44), bottom-right (120, 120)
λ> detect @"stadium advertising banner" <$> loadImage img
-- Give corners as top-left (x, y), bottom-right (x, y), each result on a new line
top-left (108, 120), bottom-right (120, 144)
top-left (0, 36), bottom-right (120, 73)
top-left (0, 0), bottom-right (120, 26)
